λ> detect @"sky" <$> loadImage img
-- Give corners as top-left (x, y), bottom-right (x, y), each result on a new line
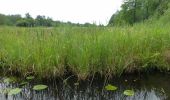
top-left (0, 0), bottom-right (123, 25)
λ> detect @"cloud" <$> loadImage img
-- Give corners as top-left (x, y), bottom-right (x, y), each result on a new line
top-left (0, 0), bottom-right (123, 25)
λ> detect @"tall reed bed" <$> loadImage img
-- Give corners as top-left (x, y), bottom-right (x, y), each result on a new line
top-left (0, 24), bottom-right (170, 79)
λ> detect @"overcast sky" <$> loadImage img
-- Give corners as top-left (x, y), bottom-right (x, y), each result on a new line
top-left (0, 0), bottom-right (123, 25)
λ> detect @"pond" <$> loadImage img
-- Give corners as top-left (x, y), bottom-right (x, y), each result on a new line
top-left (0, 72), bottom-right (170, 100)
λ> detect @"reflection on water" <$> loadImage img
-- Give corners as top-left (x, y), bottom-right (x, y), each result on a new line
top-left (0, 73), bottom-right (169, 100)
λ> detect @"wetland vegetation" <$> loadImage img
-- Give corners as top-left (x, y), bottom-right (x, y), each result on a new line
top-left (1, 0), bottom-right (170, 99)
top-left (1, 21), bottom-right (170, 79)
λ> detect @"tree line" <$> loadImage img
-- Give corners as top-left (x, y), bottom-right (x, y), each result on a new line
top-left (109, 0), bottom-right (170, 26)
top-left (0, 13), bottom-right (98, 27)
top-left (2, 0), bottom-right (169, 27)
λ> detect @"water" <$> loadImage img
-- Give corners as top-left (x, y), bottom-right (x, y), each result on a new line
top-left (0, 72), bottom-right (170, 100)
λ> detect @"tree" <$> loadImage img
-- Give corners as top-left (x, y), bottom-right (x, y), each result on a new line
top-left (0, 13), bottom-right (97, 27)
top-left (16, 19), bottom-right (30, 27)
top-left (24, 13), bottom-right (35, 27)
top-left (108, 0), bottom-right (170, 26)
top-left (0, 14), bottom-right (8, 25)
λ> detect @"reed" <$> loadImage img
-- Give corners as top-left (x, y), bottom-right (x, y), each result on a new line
top-left (0, 24), bottom-right (170, 79)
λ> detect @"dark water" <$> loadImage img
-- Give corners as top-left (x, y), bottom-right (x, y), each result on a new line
top-left (0, 73), bottom-right (170, 100)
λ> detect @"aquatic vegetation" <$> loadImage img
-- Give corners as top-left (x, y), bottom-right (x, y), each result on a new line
top-left (3, 77), bottom-right (18, 84)
top-left (33, 85), bottom-right (48, 91)
top-left (8, 88), bottom-right (22, 95)
top-left (26, 76), bottom-right (35, 80)
top-left (105, 84), bottom-right (118, 91)
top-left (0, 76), bottom-right (48, 96)
top-left (3, 78), bottom-right (14, 83)
top-left (0, 24), bottom-right (170, 79)
top-left (19, 81), bottom-right (28, 86)
top-left (105, 84), bottom-right (135, 96)
top-left (0, 88), bottom-right (11, 94)
top-left (123, 90), bottom-right (135, 96)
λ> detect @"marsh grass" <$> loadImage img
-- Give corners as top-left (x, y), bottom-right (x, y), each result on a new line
top-left (0, 24), bottom-right (170, 79)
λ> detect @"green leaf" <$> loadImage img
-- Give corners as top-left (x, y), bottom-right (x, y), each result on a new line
top-left (123, 90), bottom-right (135, 96)
top-left (26, 76), bottom-right (35, 80)
top-left (8, 88), bottom-right (22, 95)
top-left (3, 78), bottom-right (10, 83)
top-left (19, 81), bottom-right (28, 86)
top-left (151, 53), bottom-right (160, 58)
top-left (105, 84), bottom-right (118, 91)
top-left (3, 77), bottom-right (18, 83)
top-left (33, 85), bottom-right (48, 91)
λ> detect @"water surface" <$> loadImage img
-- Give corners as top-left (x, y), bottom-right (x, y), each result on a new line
top-left (0, 73), bottom-right (170, 100)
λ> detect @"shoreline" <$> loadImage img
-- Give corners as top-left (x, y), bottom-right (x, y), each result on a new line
top-left (0, 26), bottom-right (170, 80)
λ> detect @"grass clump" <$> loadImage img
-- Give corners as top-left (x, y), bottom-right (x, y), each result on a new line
top-left (0, 24), bottom-right (170, 79)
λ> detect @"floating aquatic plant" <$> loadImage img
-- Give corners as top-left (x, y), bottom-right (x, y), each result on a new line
top-left (105, 84), bottom-right (118, 91)
top-left (8, 88), bottom-right (22, 95)
top-left (123, 90), bottom-right (135, 96)
top-left (33, 85), bottom-right (48, 91)
top-left (26, 76), bottom-right (35, 80)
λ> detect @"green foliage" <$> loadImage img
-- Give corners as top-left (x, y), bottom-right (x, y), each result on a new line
top-left (0, 88), bottom-right (11, 94)
top-left (8, 15), bottom-right (22, 25)
top-left (0, 13), bottom-right (97, 27)
top-left (3, 77), bottom-right (18, 84)
top-left (0, 14), bottom-right (21, 25)
top-left (35, 15), bottom-right (53, 27)
top-left (0, 14), bottom-right (9, 25)
top-left (105, 84), bottom-right (118, 91)
top-left (16, 19), bottom-right (30, 27)
top-left (3, 78), bottom-right (13, 83)
top-left (123, 90), bottom-right (135, 96)
top-left (0, 76), bottom-right (48, 96)
top-left (8, 88), bottom-right (22, 95)
top-left (33, 85), bottom-right (48, 91)
top-left (26, 76), bottom-right (35, 80)
top-left (0, 19), bottom-right (170, 79)
top-left (19, 81), bottom-right (29, 86)
top-left (109, 0), bottom-right (170, 26)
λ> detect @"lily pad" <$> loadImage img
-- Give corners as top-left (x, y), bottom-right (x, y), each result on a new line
top-left (26, 76), bottom-right (35, 80)
top-left (33, 85), bottom-right (48, 91)
top-left (19, 81), bottom-right (28, 86)
top-left (3, 77), bottom-right (18, 83)
top-left (8, 88), bottom-right (22, 95)
top-left (105, 84), bottom-right (118, 91)
top-left (123, 90), bottom-right (135, 96)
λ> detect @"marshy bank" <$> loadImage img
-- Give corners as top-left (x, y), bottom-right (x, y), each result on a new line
top-left (1, 24), bottom-right (170, 79)
top-left (0, 23), bottom-right (170, 99)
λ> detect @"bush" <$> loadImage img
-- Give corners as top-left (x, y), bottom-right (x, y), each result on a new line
top-left (16, 19), bottom-right (30, 27)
